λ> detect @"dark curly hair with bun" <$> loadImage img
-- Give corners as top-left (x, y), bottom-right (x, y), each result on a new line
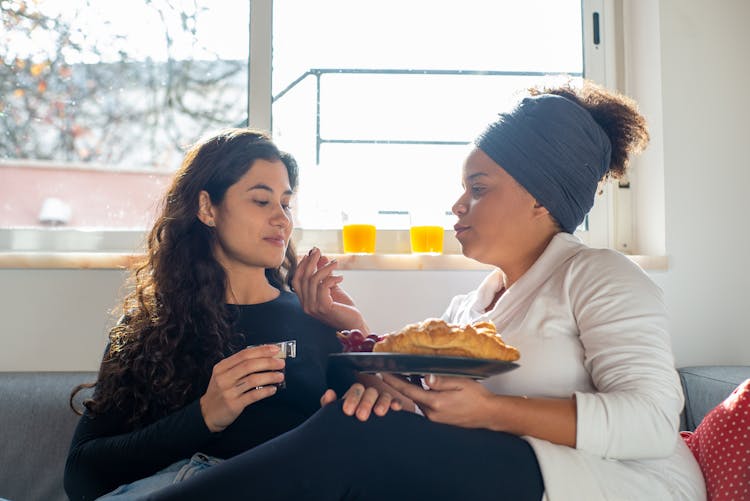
top-left (529, 80), bottom-right (650, 179)
top-left (71, 128), bottom-right (299, 428)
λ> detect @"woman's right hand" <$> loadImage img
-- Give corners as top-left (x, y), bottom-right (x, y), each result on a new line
top-left (199, 345), bottom-right (285, 432)
top-left (293, 247), bottom-right (368, 332)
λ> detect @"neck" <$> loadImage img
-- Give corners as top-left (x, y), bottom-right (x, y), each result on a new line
top-left (223, 265), bottom-right (280, 305)
top-left (497, 231), bottom-right (557, 288)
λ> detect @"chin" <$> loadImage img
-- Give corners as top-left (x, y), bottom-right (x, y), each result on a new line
top-left (458, 241), bottom-right (476, 260)
top-left (266, 256), bottom-right (286, 269)
top-left (253, 251), bottom-right (286, 270)
top-left (460, 243), bottom-right (490, 266)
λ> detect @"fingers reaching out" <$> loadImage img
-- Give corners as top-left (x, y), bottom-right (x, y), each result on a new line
top-left (332, 382), bottom-right (400, 422)
top-left (320, 388), bottom-right (338, 407)
top-left (293, 247), bottom-right (368, 332)
top-left (293, 247), bottom-right (339, 306)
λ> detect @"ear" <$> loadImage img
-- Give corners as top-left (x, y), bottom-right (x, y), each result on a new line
top-left (197, 190), bottom-right (216, 227)
top-left (531, 200), bottom-right (550, 219)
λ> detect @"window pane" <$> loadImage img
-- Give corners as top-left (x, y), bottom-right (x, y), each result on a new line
top-left (1, 0), bottom-right (248, 244)
top-left (272, 0), bottom-right (584, 229)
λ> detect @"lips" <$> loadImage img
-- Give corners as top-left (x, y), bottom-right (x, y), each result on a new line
top-left (454, 224), bottom-right (470, 238)
top-left (263, 234), bottom-right (287, 247)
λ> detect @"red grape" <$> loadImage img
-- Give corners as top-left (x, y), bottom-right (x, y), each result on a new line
top-left (337, 329), bottom-right (382, 352)
top-left (348, 329), bottom-right (365, 345)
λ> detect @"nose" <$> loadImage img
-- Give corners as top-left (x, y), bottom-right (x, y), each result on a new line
top-left (452, 193), bottom-right (469, 216)
top-left (271, 205), bottom-right (292, 228)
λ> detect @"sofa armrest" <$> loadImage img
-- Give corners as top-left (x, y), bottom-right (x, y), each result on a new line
top-left (677, 365), bottom-right (750, 431)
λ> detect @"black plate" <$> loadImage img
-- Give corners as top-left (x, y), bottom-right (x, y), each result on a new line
top-left (328, 352), bottom-right (519, 379)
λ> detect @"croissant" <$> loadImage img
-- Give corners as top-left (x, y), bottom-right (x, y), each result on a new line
top-left (373, 318), bottom-right (519, 361)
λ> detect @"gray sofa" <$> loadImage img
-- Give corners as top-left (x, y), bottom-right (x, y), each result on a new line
top-left (2, 367), bottom-right (749, 501)
top-left (0, 372), bottom-right (95, 501)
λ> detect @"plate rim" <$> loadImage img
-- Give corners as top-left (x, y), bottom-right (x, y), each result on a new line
top-left (329, 351), bottom-right (519, 364)
top-left (328, 351), bottom-right (520, 378)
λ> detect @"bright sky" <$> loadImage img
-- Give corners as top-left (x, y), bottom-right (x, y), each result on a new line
top-left (6, 0), bottom-right (584, 226)
top-left (10, 0), bottom-right (249, 64)
top-left (10, 0), bottom-right (580, 74)
top-left (272, 0), bottom-right (582, 89)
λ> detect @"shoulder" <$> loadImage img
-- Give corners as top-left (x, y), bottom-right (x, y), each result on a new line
top-left (569, 245), bottom-right (657, 290)
top-left (543, 233), bottom-right (652, 287)
top-left (277, 291), bottom-right (334, 328)
top-left (276, 290), bottom-right (302, 307)
top-left (251, 290), bottom-right (304, 312)
top-left (562, 243), bottom-right (666, 322)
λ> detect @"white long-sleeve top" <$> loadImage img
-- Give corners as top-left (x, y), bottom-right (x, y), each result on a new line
top-left (442, 232), bottom-right (705, 501)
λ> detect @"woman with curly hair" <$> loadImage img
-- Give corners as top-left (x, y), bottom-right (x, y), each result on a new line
top-left (146, 81), bottom-right (705, 500)
top-left (64, 129), bottom-right (354, 500)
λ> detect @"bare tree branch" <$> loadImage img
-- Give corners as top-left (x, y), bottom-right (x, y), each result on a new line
top-left (0, 0), bottom-right (247, 169)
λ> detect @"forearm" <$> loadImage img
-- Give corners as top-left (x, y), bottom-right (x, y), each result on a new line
top-left (482, 395), bottom-right (577, 448)
top-left (65, 400), bottom-right (212, 499)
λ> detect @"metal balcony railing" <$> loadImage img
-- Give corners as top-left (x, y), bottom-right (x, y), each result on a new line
top-left (273, 68), bottom-right (582, 163)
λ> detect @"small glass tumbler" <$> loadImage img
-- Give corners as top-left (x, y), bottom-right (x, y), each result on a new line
top-left (247, 340), bottom-right (296, 389)
top-left (409, 210), bottom-right (444, 255)
top-left (341, 210), bottom-right (376, 254)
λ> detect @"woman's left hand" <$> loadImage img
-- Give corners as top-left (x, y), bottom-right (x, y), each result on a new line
top-left (382, 373), bottom-right (495, 429)
top-left (319, 380), bottom-right (405, 421)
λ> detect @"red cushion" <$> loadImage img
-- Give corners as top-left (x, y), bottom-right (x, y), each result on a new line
top-left (681, 378), bottom-right (750, 501)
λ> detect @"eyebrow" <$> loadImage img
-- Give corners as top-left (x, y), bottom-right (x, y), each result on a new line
top-left (247, 183), bottom-right (293, 196)
top-left (466, 172), bottom-right (489, 182)
top-left (463, 172), bottom-right (490, 187)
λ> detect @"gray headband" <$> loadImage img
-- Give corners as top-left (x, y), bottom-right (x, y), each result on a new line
top-left (474, 94), bottom-right (612, 233)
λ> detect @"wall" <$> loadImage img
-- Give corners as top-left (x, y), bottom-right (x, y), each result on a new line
top-left (1, 0), bottom-right (749, 371)
top-left (655, 0), bottom-right (750, 365)
top-left (0, 269), bottom-right (125, 371)
top-left (0, 268), bottom-right (487, 371)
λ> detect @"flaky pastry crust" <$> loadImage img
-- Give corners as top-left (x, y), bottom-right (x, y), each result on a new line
top-left (373, 318), bottom-right (520, 361)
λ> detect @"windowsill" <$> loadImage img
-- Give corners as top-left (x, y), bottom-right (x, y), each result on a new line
top-left (0, 252), bottom-right (668, 271)
top-left (0, 228), bottom-right (669, 270)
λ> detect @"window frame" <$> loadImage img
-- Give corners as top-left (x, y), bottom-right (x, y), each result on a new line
top-left (251, 0), bottom-right (622, 253)
top-left (2, 0), bottom-right (626, 259)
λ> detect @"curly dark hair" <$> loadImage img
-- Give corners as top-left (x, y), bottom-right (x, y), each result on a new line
top-left (71, 128), bottom-right (299, 427)
top-left (529, 79), bottom-right (650, 179)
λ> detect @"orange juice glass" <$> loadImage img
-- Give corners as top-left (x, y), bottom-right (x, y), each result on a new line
top-left (342, 224), bottom-right (376, 254)
top-left (409, 225), bottom-right (444, 255)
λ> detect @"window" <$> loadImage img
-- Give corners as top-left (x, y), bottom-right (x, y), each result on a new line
top-left (264, 0), bottom-right (615, 251)
top-left (272, 0), bottom-right (583, 226)
top-left (1, 0), bottom-right (617, 255)
top-left (0, 0), bottom-right (249, 252)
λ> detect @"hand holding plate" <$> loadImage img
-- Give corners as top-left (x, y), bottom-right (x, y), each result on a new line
top-left (382, 373), bottom-right (496, 429)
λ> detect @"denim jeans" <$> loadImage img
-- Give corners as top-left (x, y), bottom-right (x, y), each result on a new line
top-left (97, 453), bottom-right (222, 500)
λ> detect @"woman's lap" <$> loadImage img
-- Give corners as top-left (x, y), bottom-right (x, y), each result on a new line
top-left (147, 402), bottom-right (544, 501)
top-left (97, 453), bottom-right (222, 500)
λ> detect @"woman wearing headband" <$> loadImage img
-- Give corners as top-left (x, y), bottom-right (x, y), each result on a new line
top-left (147, 81), bottom-right (706, 500)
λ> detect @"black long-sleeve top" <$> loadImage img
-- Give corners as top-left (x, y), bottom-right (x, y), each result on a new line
top-left (64, 291), bottom-right (351, 500)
